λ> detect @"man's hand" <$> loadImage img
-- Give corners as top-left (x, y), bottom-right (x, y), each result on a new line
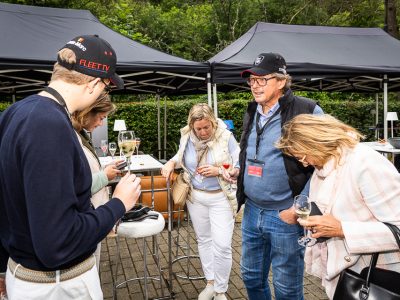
top-left (113, 173), bottom-right (141, 212)
top-left (279, 206), bottom-right (298, 224)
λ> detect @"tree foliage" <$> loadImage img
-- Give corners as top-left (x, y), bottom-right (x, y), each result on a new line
top-left (3, 0), bottom-right (398, 61)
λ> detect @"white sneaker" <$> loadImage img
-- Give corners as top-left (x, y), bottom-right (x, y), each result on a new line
top-left (214, 293), bottom-right (227, 300)
top-left (198, 284), bottom-right (215, 300)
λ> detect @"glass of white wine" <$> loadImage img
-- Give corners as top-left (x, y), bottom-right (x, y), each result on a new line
top-left (135, 138), bottom-right (141, 156)
top-left (293, 194), bottom-right (316, 247)
top-left (109, 142), bottom-right (117, 159)
top-left (119, 130), bottom-right (136, 174)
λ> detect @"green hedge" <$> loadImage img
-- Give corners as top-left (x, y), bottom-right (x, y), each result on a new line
top-left (108, 92), bottom-right (400, 159)
top-left (2, 94), bottom-right (400, 159)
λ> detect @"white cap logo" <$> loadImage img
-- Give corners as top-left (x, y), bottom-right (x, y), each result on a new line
top-left (254, 55), bottom-right (264, 66)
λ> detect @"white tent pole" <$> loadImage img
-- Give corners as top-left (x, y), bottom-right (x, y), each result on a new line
top-left (383, 75), bottom-right (388, 140)
top-left (207, 73), bottom-right (212, 107)
top-left (213, 84), bottom-right (218, 118)
top-left (163, 96), bottom-right (167, 160)
top-left (157, 94), bottom-right (161, 160)
top-left (375, 93), bottom-right (379, 139)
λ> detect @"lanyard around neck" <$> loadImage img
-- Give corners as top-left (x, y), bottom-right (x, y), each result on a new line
top-left (44, 86), bottom-right (71, 119)
top-left (254, 107), bottom-right (281, 159)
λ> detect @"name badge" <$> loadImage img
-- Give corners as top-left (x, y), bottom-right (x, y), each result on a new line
top-left (247, 158), bottom-right (265, 178)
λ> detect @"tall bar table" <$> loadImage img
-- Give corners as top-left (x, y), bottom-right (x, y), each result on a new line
top-left (362, 141), bottom-right (400, 163)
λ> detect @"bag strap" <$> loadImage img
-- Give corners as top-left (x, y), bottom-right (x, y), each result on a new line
top-left (383, 222), bottom-right (400, 248)
top-left (361, 223), bottom-right (400, 299)
top-left (180, 144), bottom-right (208, 181)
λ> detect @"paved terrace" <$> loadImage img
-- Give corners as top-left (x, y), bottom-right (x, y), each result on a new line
top-left (99, 220), bottom-right (329, 300)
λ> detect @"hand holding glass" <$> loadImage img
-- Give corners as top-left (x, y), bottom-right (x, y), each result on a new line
top-left (293, 195), bottom-right (316, 247)
top-left (222, 156), bottom-right (233, 191)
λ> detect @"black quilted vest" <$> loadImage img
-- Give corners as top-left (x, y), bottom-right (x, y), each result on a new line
top-left (237, 89), bottom-right (317, 212)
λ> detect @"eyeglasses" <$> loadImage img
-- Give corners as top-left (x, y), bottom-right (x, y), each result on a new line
top-left (246, 76), bottom-right (276, 87)
top-left (101, 79), bottom-right (112, 94)
top-left (296, 155), bottom-right (309, 166)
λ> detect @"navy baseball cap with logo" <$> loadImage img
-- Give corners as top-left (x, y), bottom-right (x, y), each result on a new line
top-left (57, 35), bottom-right (124, 89)
top-left (241, 52), bottom-right (287, 78)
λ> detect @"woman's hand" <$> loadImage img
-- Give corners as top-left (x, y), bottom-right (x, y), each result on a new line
top-left (104, 163), bottom-right (121, 180)
top-left (161, 160), bottom-right (175, 180)
top-left (197, 164), bottom-right (219, 177)
top-left (222, 167), bottom-right (239, 183)
top-left (298, 214), bottom-right (344, 238)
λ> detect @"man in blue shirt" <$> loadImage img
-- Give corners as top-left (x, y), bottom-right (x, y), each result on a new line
top-left (227, 53), bottom-right (323, 300)
top-left (0, 35), bottom-right (141, 299)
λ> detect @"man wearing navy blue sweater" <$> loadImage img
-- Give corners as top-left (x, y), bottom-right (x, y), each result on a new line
top-left (0, 35), bottom-right (141, 299)
top-left (226, 53), bottom-right (323, 300)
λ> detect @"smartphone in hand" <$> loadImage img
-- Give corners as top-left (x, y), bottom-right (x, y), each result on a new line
top-left (117, 161), bottom-right (128, 170)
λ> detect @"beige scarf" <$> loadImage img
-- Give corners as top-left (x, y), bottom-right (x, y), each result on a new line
top-left (189, 129), bottom-right (215, 165)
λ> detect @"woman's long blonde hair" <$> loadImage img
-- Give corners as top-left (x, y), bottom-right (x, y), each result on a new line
top-left (276, 114), bottom-right (364, 166)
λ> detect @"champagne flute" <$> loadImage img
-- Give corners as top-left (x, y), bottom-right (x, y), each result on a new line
top-left (100, 140), bottom-right (108, 157)
top-left (109, 142), bottom-right (117, 159)
top-left (135, 138), bottom-right (141, 156)
top-left (293, 195), bottom-right (316, 247)
top-left (119, 130), bottom-right (136, 174)
top-left (118, 131), bottom-right (130, 158)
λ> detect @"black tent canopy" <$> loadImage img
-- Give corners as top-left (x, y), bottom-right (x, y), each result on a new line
top-left (0, 2), bottom-right (209, 96)
top-left (208, 22), bottom-right (400, 139)
top-left (209, 22), bottom-right (400, 93)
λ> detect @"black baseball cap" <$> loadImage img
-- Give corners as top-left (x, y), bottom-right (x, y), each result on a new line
top-left (57, 35), bottom-right (124, 89)
top-left (241, 52), bottom-right (287, 78)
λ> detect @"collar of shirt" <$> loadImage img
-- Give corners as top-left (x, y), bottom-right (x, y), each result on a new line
top-left (257, 102), bottom-right (280, 127)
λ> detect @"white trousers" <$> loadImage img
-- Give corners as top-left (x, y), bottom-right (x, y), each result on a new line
top-left (186, 189), bottom-right (234, 293)
top-left (6, 263), bottom-right (103, 300)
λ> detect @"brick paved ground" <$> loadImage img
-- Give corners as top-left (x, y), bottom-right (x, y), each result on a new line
top-left (99, 220), bottom-right (329, 300)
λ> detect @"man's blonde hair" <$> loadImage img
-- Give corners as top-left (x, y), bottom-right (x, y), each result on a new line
top-left (276, 114), bottom-right (364, 166)
top-left (51, 48), bottom-right (96, 85)
top-left (187, 103), bottom-right (217, 130)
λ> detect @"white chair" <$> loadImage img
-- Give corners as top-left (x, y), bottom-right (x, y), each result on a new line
top-left (113, 211), bottom-right (166, 300)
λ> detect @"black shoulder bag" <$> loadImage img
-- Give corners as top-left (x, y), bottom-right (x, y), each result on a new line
top-left (333, 223), bottom-right (400, 300)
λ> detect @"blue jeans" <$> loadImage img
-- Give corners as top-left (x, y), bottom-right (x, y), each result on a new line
top-left (241, 201), bottom-right (305, 300)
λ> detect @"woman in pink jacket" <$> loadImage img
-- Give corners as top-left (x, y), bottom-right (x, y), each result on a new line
top-left (276, 114), bottom-right (400, 299)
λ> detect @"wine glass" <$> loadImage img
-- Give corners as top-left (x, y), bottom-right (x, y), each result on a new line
top-left (109, 142), bottom-right (117, 159)
top-left (119, 130), bottom-right (136, 174)
top-left (222, 156), bottom-right (233, 191)
top-left (100, 140), bottom-right (108, 157)
top-left (135, 138), bottom-right (141, 156)
top-left (118, 131), bottom-right (134, 158)
top-left (293, 195), bottom-right (316, 247)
